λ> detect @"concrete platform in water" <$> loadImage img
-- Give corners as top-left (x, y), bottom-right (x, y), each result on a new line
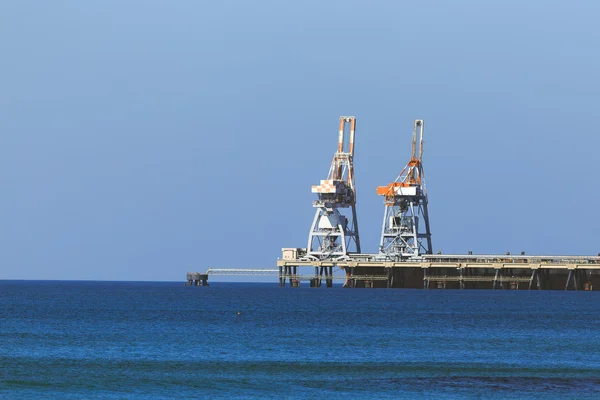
top-left (185, 273), bottom-right (209, 286)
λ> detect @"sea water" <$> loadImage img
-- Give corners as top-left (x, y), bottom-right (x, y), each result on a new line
top-left (1, 281), bottom-right (599, 399)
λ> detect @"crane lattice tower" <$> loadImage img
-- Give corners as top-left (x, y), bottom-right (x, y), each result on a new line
top-left (376, 119), bottom-right (432, 260)
top-left (307, 117), bottom-right (361, 260)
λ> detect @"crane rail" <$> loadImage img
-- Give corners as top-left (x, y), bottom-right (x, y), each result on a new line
top-left (426, 275), bottom-right (532, 282)
top-left (277, 275), bottom-right (389, 281)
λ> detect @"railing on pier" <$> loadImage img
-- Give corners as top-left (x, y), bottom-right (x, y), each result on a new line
top-left (426, 275), bottom-right (532, 282)
top-left (205, 268), bottom-right (279, 276)
top-left (203, 268), bottom-right (387, 281)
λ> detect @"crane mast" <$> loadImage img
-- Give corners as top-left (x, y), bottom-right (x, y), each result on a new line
top-left (307, 116), bottom-right (361, 260)
top-left (376, 119), bottom-right (432, 260)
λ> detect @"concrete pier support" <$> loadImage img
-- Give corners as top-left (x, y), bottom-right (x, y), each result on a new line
top-left (287, 266), bottom-right (299, 287)
top-left (326, 266), bottom-right (333, 288)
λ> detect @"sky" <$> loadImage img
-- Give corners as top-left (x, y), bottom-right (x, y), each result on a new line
top-left (1, 1), bottom-right (599, 281)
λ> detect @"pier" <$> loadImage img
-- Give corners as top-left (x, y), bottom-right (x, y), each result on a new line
top-left (275, 252), bottom-right (600, 289)
top-left (186, 117), bottom-right (599, 291)
top-left (187, 252), bottom-right (600, 290)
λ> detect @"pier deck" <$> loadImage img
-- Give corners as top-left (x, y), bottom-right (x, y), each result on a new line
top-left (277, 253), bottom-right (600, 270)
top-left (187, 253), bottom-right (600, 290)
top-left (275, 253), bottom-right (600, 289)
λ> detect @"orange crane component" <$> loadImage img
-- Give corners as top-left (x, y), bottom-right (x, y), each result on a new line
top-left (377, 120), bottom-right (425, 204)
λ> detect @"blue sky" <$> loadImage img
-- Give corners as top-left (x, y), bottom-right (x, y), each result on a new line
top-left (1, 1), bottom-right (599, 281)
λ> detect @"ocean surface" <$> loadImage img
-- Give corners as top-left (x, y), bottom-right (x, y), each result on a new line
top-left (1, 281), bottom-right (599, 399)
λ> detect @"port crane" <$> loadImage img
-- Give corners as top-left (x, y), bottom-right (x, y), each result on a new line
top-left (189, 115), bottom-right (600, 290)
top-left (376, 119), bottom-right (432, 260)
top-left (307, 116), bottom-right (361, 260)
